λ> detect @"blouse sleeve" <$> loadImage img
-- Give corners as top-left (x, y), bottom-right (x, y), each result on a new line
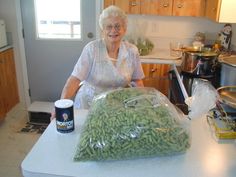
top-left (71, 43), bottom-right (93, 81)
top-left (131, 46), bottom-right (145, 80)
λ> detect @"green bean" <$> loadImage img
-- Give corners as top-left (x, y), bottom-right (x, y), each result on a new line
top-left (74, 88), bottom-right (190, 161)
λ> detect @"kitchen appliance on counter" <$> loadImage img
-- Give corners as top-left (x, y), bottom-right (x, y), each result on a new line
top-left (181, 51), bottom-right (218, 76)
top-left (180, 50), bottom-right (220, 94)
top-left (0, 19), bottom-right (7, 48)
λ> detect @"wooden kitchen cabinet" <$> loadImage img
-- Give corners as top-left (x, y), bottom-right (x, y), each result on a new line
top-left (104, 0), bottom-right (161, 15)
top-left (205, 0), bottom-right (236, 23)
top-left (158, 0), bottom-right (173, 16)
top-left (104, 0), bottom-right (114, 9)
top-left (104, 0), bottom-right (205, 16)
top-left (142, 64), bottom-right (170, 96)
top-left (172, 0), bottom-right (206, 17)
top-left (150, 0), bottom-right (205, 16)
top-left (0, 48), bottom-right (19, 120)
top-left (104, 0), bottom-right (140, 14)
top-left (140, 0), bottom-right (160, 15)
top-left (205, 0), bottom-right (220, 21)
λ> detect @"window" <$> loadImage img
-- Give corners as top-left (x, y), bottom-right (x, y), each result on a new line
top-left (34, 0), bottom-right (81, 40)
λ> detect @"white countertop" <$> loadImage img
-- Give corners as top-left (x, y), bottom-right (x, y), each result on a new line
top-left (21, 109), bottom-right (236, 177)
top-left (140, 49), bottom-right (182, 65)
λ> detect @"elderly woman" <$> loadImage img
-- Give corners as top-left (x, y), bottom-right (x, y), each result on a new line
top-left (60, 5), bottom-right (144, 109)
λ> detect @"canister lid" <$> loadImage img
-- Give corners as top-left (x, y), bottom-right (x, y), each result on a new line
top-left (55, 99), bottom-right (73, 108)
top-left (220, 57), bottom-right (236, 67)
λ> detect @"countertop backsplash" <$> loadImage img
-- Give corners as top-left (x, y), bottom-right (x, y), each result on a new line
top-left (127, 15), bottom-right (227, 50)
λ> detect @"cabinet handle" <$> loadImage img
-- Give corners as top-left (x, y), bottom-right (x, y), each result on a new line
top-left (130, 2), bottom-right (137, 6)
top-left (177, 3), bottom-right (183, 8)
top-left (163, 3), bottom-right (169, 7)
top-left (212, 7), bottom-right (216, 12)
top-left (151, 68), bottom-right (157, 73)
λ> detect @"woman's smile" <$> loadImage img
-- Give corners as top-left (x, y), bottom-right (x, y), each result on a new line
top-left (108, 33), bottom-right (119, 39)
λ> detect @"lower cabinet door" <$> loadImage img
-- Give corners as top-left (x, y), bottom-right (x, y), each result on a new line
top-left (142, 63), bottom-right (170, 96)
top-left (0, 48), bottom-right (19, 120)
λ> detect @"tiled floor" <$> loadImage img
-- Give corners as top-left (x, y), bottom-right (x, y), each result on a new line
top-left (0, 103), bottom-right (41, 177)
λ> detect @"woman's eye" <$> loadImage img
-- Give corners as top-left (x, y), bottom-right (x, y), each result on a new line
top-left (114, 24), bottom-right (121, 31)
top-left (105, 24), bottom-right (122, 31)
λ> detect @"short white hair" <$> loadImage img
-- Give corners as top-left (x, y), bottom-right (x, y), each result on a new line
top-left (99, 5), bottom-right (127, 30)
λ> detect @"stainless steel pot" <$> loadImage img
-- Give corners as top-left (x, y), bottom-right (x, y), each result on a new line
top-left (220, 57), bottom-right (236, 86)
top-left (181, 51), bottom-right (218, 76)
top-left (217, 86), bottom-right (236, 109)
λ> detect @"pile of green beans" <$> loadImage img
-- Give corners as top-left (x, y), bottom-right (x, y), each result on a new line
top-left (74, 88), bottom-right (190, 161)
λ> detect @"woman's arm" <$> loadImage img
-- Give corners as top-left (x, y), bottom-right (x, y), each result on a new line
top-left (60, 75), bottom-right (81, 99)
top-left (51, 75), bottom-right (81, 120)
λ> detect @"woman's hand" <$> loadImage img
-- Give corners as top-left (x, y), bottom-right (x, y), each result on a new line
top-left (133, 79), bottom-right (144, 87)
top-left (50, 76), bottom-right (81, 122)
top-left (50, 109), bottom-right (56, 121)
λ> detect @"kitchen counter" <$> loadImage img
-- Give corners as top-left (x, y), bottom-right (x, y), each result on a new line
top-left (21, 109), bottom-right (236, 177)
top-left (140, 49), bottom-right (182, 65)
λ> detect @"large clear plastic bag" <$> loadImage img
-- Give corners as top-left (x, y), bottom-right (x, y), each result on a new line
top-left (74, 87), bottom-right (191, 161)
top-left (185, 79), bottom-right (219, 119)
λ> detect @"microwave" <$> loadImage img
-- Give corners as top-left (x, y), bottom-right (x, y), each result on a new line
top-left (0, 20), bottom-right (7, 48)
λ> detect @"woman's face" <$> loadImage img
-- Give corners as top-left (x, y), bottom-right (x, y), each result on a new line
top-left (102, 16), bottom-right (126, 44)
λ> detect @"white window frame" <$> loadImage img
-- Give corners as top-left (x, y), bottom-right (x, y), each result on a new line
top-left (34, 0), bottom-right (82, 40)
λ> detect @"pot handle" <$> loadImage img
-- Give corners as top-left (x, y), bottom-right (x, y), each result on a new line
top-left (211, 59), bottom-right (218, 73)
top-left (184, 59), bottom-right (201, 73)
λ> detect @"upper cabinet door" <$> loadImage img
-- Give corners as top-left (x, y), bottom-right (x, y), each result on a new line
top-left (205, 0), bottom-right (220, 21)
top-left (158, 0), bottom-right (173, 16)
top-left (104, 0), bottom-right (114, 8)
top-left (173, 0), bottom-right (206, 17)
top-left (104, 0), bottom-right (140, 14)
top-left (104, 0), bottom-right (171, 15)
top-left (206, 0), bottom-right (236, 23)
top-left (114, 0), bottom-right (160, 15)
top-left (140, 0), bottom-right (159, 15)
top-left (128, 0), bottom-right (140, 14)
top-left (104, 0), bottom-right (205, 17)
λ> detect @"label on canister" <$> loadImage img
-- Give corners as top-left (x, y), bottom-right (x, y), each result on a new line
top-left (55, 99), bottom-right (74, 133)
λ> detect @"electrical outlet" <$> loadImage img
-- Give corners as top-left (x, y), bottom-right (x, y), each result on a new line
top-left (152, 23), bottom-right (158, 33)
top-left (148, 21), bottom-right (159, 36)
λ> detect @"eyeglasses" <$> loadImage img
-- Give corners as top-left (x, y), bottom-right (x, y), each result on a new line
top-left (104, 23), bottom-right (122, 31)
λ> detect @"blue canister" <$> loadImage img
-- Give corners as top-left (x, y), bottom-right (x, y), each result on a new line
top-left (55, 99), bottom-right (74, 133)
